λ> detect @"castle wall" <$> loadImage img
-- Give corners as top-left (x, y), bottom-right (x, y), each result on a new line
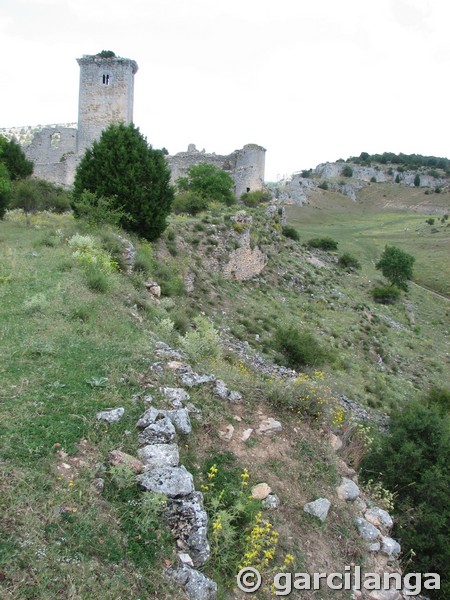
top-left (167, 143), bottom-right (266, 197)
top-left (76, 55), bottom-right (138, 155)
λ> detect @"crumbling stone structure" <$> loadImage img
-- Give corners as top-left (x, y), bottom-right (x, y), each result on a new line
top-left (18, 53), bottom-right (265, 193)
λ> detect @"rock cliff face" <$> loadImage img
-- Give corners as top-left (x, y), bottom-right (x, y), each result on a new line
top-left (275, 161), bottom-right (449, 205)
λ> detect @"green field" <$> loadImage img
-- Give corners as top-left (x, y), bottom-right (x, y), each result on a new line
top-left (286, 185), bottom-right (450, 296)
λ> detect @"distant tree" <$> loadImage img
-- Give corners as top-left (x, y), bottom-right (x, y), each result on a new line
top-left (395, 174), bottom-right (401, 183)
top-left (0, 163), bottom-right (12, 219)
top-left (375, 245), bottom-right (415, 291)
top-left (414, 173), bottom-right (421, 187)
top-left (72, 123), bottom-right (173, 241)
top-left (342, 165), bottom-right (353, 177)
top-left (176, 164), bottom-right (235, 205)
top-left (0, 136), bottom-right (33, 180)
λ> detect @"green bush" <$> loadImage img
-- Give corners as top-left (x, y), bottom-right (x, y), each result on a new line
top-left (172, 192), bottom-right (208, 215)
top-left (318, 180), bottom-right (329, 190)
top-left (375, 245), bottom-right (415, 291)
top-left (84, 264), bottom-right (110, 293)
top-left (414, 173), bottom-right (421, 187)
top-left (307, 237), bottom-right (338, 251)
top-left (426, 218), bottom-right (435, 225)
top-left (176, 163), bottom-right (235, 205)
top-left (371, 285), bottom-right (401, 304)
top-left (341, 165), bottom-right (353, 177)
top-left (134, 244), bottom-right (156, 277)
top-left (240, 190), bottom-right (270, 207)
top-left (273, 326), bottom-right (328, 368)
top-left (370, 176), bottom-right (377, 183)
top-left (0, 163), bottom-right (12, 219)
top-left (0, 136), bottom-right (33, 180)
top-left (281, 225), bottom-right (300, 241)
top-left (71, 190), bottom-right (130, 227)
top-left (10, 178), bottom-right (71, 214)
top-left (360, 393), bottom-right (450, 598)
top-left (338, 253), bottom-right (361, 270)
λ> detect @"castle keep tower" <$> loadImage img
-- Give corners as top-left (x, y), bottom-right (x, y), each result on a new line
top-left (76, 52), bottom-right (138, 155)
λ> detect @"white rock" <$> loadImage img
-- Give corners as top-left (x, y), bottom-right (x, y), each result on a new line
top-left (337, 477), bottom-right (361, 501)
top-left (138, 444), bottom-right (180, 469)
top-left (251, 483), bottom-right (272, 500)
top-left (257, 417), bottom-right (282, 435)
top-left (241, 428), bottom-right (253, 442)
top-left (219, 424), bottom-right (234, 442)
top-left (303, 498), bottom-right (331, 522)
top-left (96, 407), bottom-right (124, 423)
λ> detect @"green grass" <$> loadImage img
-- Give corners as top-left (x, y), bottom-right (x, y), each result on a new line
top-left (286, 185), bottom-right (450, 296)
top-left (0, 215), bottom-right (177, 598)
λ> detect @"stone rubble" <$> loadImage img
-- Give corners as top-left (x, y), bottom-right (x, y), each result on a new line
top-left (95, 407), bottom-right (124, 423)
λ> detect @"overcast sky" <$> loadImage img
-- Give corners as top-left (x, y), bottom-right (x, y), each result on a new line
top-left (1, 0), bottom-right (449, 180)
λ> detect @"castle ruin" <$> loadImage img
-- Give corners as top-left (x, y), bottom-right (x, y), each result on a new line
top-left (13, 52), bottom-right (265, 195)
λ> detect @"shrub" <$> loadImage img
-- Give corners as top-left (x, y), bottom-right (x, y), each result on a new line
top-left (281, 225), bottom-right (300, 241)
top-left (375, 245), bottom-right (415, 291)
top-left (0, 136), bottom-right (33, 180)
top-left (341, 165), bottom-right (353, 177)
top-left (172, 191), bottom-right (208, 215)
top-left (84, 264), bottom-right (110, 293)
top-left (240, 190), bottom-right (270, 207)
top-left (134, 244), bottom-right (156, 276)
top-left (360, 394), bottom-right (450, 598)
top-left (0, 163), bottom-right (12, 219)
top-left (395, 174), bottom-right (401, 183)
top-left (338, 253), bottom-right (361, 270)
top-left (426, 218), bottom-right (435, 225)
top-left (370, 176), bottom-right (377, 183)
top-left (371, 285), bottom-right (401, 304)
top-left (273, 326), bottom-right (328, 368)
top-left (318, 180), bottom-right (329, 190)
top-left (10, 178), bottom-right (71, 214)
top-left (434, 186), bottom-right (442, 194)
top-left (72, 123), bottom-right (173, 241)
top-left (307, 237), bottom-right (338, 251)
top-left (181, 316), bottom-right (222, 361)
top-left (176, 163), bottom-right (235, 205)
top-left (414, 173), bottom-right (421, 187)
top-left (71, 190), bottom-right (130, 227)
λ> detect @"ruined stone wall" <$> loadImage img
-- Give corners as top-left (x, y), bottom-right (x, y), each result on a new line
top-left (76, 55), bottom-right (138, 155)
top-left (167, 143), bottom-right (266, 197)
top-left (25, 127), bottom-right (77, 165)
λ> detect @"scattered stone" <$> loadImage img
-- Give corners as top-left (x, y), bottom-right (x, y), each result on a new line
top-left (93, 477), bottom-right (104, 492)
top-left (145, 278), bottom-right (161, 297)
top-left (178, 552), bottom-right (194, 567)
top-left (257, 417), bottom-right (282, 435)
top-left (228, 390), bottom-right (243, 403)
top-left (166, 564), bottom-right (217, 600)
top-left (366, 590), bottom-right (402, 600)
top-left (137, 466), bottom-right (194, 497)
top-left (166, 492), bottom-right (210, 566)
top-left (241, 428), bottom-right (253, 442)
top-left (136, 407), bottom-right (160, 429)
top-left (262, 494), bottom-right (280, 510)
top-left (251, 483), bottom-right (272, 500)
top-left (138, 444), bottom-right (180, 469)
top-left (155, 341), bottom-right (170, 350)
top-left (329, 433), bottom-right (343, 451)
top-left (160, 387), bottom-right (191, 406)
top-left (354, 497), bottom-right (368, 513)
top-left (138, 417), bottom-right (177, 445)
top-left (303, 498), bottom-right (331, 522)
top-left (166, 361), bottom-right (191, 372)
top-left (219, 424), bottom-right (234, 442)
top-left (365, 507), bottom-right (393, 531)
top-left (95, 407), bottom-right (124, 423)
top-left (108, 450), bottom-right (144, 474)
top-left (380, 536), bottom-right (401, 557)
top-left (354, 517), bottom-right (380, 541)
top-left (143, 394), bottom-right (153, 405)
top-left (213, 379), bottom-right (229, 400)
top-left (181, 372), bottom-right (216, 387)
top-left (160, 408), bottom-right (192, 435)
top-left (367, 541), bottom-right (381, 553)
top-left (186, 403), bottom-right (202, 417)
top-left (337, 477), bottom-right (361, 501)
top-left (233, 415), bottom-right (242, 422)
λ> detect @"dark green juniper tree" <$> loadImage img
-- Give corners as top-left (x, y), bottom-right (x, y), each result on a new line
top-left (72, 123), bottom-right (173, 241)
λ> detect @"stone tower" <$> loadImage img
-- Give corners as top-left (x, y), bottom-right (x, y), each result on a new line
top-left (76, 52), bottom-right (138, 155)
top-left (234, 144), bottom-right (266, 198)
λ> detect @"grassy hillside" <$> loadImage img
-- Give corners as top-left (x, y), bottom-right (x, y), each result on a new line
top-left (286, 184), bottom-right (450, 296)
top-left (0, 198), bottom-right (448, 598)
